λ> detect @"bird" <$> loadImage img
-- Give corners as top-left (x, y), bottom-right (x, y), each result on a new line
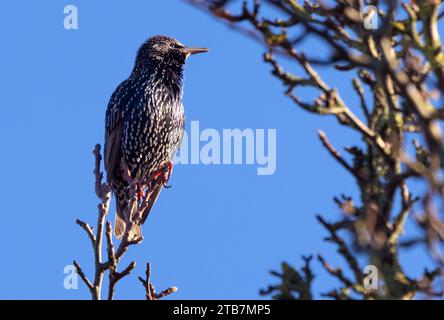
top-left (104, 35), bottom-right (208, 240)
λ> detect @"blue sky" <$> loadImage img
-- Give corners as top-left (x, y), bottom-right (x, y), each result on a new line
top-left (0, 0), bottom-right (438, 299)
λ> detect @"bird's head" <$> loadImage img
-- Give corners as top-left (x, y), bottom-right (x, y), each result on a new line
top-left (134, 35), bottom-right (208, 73)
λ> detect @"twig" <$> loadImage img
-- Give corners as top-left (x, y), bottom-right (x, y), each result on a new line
top-left (318, 130), bottom-right (364, 182)
top-left (75, 219), bottom-right (95, 246)
top-left (73, 260), bottom-right (94, 294)
top-left (74, 145), bottom-right (111, 300)
top-left (138, 263), bottom-right (177, 300)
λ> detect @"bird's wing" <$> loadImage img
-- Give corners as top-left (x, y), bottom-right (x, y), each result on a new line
top-left (141, 182), bottom-right (163, 224)
top-left (104, 121), bottom-right (123, 182)
top-left (104, 79), bottom-right (132, 182)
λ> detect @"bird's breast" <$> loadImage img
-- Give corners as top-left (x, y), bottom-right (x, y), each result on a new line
top-left (122, 79), bottom-right (185, 179)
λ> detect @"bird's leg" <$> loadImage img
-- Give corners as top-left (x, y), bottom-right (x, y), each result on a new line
top-left (121, 160), bottom-right (144, 200)
top-left (162, 161), bottom-right (173, 189)
top-left (148, 161), bottom-right (173, 189)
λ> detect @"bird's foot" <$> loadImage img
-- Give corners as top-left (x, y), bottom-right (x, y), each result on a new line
top-left (150, 161), bottom-right (173, 188)
top-left (162, 161), bottom-right (173, 188)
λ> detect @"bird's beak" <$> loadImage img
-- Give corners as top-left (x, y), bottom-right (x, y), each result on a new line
top-left (181, 47), bottom-right (209, 56)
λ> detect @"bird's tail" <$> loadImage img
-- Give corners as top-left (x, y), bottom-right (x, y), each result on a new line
top-left (114, 208), bottom-right (126, 239)
top-left (114, 183), bottom-right (163, 240)
top-left (114, 192), bottom-right (143, 240)
top-left (114, 203), bottom-right (143, 240)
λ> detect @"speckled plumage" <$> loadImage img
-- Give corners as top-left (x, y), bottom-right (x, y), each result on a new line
top-left (104, 35), bottom-right (206, 238)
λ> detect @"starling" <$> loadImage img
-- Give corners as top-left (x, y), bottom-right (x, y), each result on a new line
top-left (104, 35), bottom-right (207, 239)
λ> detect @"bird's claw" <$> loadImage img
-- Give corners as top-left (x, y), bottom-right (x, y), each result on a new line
top-left (149, 161), bottom-right (173, 188)
top-left (162, 162), bottom-right (173, 188)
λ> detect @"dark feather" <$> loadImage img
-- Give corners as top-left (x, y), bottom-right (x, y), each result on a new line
top-left (141, 183), bottom-right (163, 224)
top-left (104, 120), bottom-right (123, 183)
